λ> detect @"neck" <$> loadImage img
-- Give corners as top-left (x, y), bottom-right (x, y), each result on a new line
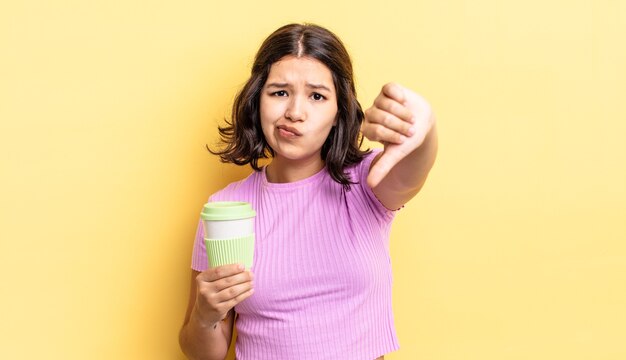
top-left (266, 155), bottom-right (325, 183)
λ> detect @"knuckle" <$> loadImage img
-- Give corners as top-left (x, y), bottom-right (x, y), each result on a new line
top-left (224, 298), bottom-right (237, 309)
top-left (203, 285), bottom-right (216, 296)
top-left (197, 282), bottom-right (209, 294)
top-left (197, 288), bottom-right (207, 299)
top-left (383, 114), bottom-right (394, 127)
top-left (198, 288), bottom-right (213, 303)
top-left (390, 102), bottom-right (402, 114)
top-left (373, 97), bottom-right (384, 108)
top-left (234, 294), bottom-right (246, 303)
top-left (374, 127), bottom-right (384, 137)
top-left (384, 82), bottom-right (399, 95)
top-left (196, 271), bottom-right (210, 283)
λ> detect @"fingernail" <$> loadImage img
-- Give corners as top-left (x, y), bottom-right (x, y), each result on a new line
top-left (238, 264), bottom-right (245, 271)
top-left (407, 127), bottom-right (415, 136)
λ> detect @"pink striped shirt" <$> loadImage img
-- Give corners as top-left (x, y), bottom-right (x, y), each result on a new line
top-left (192, 149), bottom-right (400, 359)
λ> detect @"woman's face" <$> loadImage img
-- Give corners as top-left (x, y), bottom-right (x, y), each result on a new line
top-left (259, 55), bottom-right (338, 164)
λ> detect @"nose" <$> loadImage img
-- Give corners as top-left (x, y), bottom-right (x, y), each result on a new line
top-left (285, 95), bottom-right (305, 122)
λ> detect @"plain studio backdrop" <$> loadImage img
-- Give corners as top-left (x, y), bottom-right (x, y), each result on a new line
top-left (1, 0), bottom-right (625, 359)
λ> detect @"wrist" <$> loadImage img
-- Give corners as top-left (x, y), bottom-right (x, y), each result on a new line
top-left (190, 306), bottom-right (220, 331)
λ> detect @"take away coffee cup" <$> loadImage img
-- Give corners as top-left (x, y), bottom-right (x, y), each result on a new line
top-left (201, 201), bottom-right (256, 269)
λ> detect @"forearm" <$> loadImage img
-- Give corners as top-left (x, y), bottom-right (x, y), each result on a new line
top-left (386, 122), bottom-right (438, 194)
top-left (179, 309), bottom-right (230, 360)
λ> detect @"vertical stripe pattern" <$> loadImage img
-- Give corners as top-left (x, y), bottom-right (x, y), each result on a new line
top-left (191, 150), bottom-right (400, 359)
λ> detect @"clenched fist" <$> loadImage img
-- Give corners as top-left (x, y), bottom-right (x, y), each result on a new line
top-left (361, 83), bottom-right (435, 188)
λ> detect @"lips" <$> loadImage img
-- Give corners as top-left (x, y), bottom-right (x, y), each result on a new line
top-left (277, 125), bottom-right (302, 136)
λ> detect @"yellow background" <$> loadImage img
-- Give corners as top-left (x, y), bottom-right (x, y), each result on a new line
top-left (1, 0), bottom-right (625, 359)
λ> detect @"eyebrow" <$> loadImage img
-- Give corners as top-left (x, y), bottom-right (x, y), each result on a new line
top-left (265, 82), bottom-right (332, 92)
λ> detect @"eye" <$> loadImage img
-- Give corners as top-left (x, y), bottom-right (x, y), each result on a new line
top-left (272, 90), bottom-right (288, 97)
top-left (312, 93), bottom-right (326, 101)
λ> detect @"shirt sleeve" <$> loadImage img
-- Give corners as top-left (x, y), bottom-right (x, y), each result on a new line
top-left (191, 194), bottom-right (218, 271)
top-left (190, 217), bottom-right (208, 271)
top-left (355, 148), bottom-right (398, 223)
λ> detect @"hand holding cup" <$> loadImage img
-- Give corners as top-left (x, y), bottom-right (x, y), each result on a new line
top-left (193, 263), bottom-right (255, 328)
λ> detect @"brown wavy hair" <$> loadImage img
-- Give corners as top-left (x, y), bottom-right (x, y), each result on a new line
top-left (208, 23), bottom-right (370, 189)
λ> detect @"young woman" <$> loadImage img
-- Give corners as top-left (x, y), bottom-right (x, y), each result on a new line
top-left (179, 23), bottom-right (437, 360)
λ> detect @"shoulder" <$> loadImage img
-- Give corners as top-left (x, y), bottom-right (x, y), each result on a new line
top-left (209, 170), bottom-right (263, 202)
top-left (344, 148), bottom-right (396, 220)
top-left (345, 148), bottom-right (383, 181)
